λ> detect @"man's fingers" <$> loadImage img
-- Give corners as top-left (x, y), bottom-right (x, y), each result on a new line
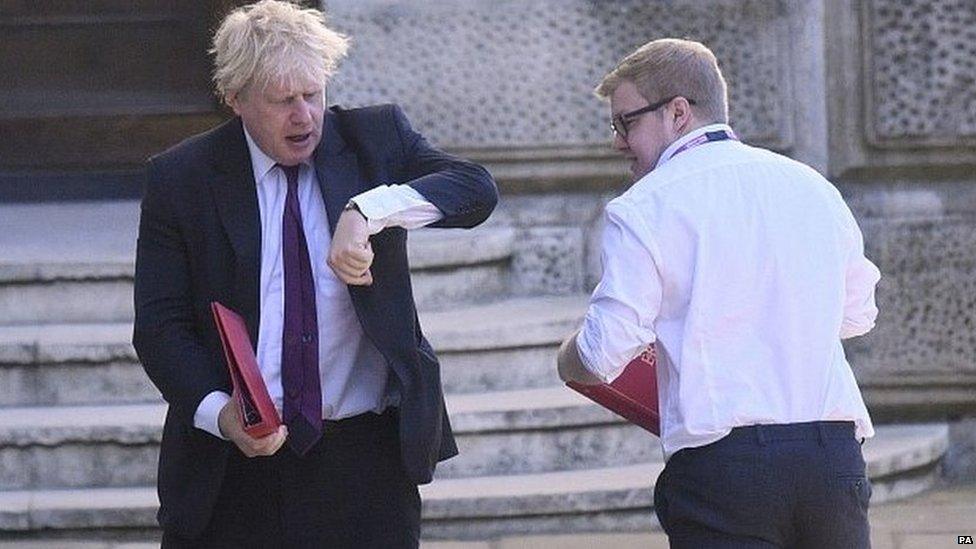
top-left (333, 262), bottom-right (371, 280)
top-left (266, 430), bottom-right (287, 455)
top-left (327, 252), bottom-right (374, 280)
top-left (336, 255), bottom-right (371, 272)
top-left (351, 244), bottom-right (374, 263)
top-left (335, 246), bottom-right (373, 267)
top-left (236, 441), bottom-right (258, 458)
top-left (232, 424), bottom-right (289, 457)
top-left (338, 269), bottom-right (373, 286)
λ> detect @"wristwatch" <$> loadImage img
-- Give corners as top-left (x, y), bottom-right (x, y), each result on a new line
top-left (343, 200), bottom-right (366, 219)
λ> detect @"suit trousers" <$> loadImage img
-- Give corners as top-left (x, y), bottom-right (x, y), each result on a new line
top-left (161, 408), bottom-right (421, 549)
top-left (654, 421), bottom-right (871, 548)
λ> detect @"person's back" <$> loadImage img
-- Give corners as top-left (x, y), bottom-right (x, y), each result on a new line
top-left (557, 38), bottom-right (880, 548)
top-left (613, 139), bottom-right (875, 455)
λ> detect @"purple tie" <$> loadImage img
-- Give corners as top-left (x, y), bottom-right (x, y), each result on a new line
top-left (278, 164), bottom-right (322, 456)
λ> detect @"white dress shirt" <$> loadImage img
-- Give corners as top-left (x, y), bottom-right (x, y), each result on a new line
top-left (576, 124), bottom-right (881, 459)
top-left (194, 128), bottom-right (444, 438)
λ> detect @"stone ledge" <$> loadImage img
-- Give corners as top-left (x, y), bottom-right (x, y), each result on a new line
top-left (0, 463), bottom-right (661, 531)
top-left (447, 387), bottom-right (625, 433)
top-left (0, 543), bottom-right (158, 549)
top-left (408, 228), bottom-right (516, 269)
top-left (0, 227), bottom-right (515, 285)
top-left (0, 324), bottom-right (135, 365)
top-left (0, 395), bottom-right (948, 500)
top-left (422, 463), bottom-right (660, 519)
top-left (0, 263), bottom-right (133, 284)
top-left (0, 391), bottom-right (625, 448)
top-left (0, 488), bottom-right (157, 531)
top-left (421, 295), bottom-right (587, 352)
top-left (0, 405), bottom-right (164, 447)
top-left (863, 423), bottom-right (949, 479)
top-left (860, 374), bottom-right (976, 419)
top-left (0, 425), bottom-right (951, 533)
top-left (0, 295), bottom-right (588, 366)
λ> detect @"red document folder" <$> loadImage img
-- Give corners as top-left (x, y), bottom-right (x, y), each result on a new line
top-left (566, 346), bottom-right (660, 436)
top-left (211, 302), bottom-right (281, 438)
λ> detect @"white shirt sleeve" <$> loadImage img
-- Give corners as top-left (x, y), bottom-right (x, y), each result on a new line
top-left (577, 203), bottom-right (662, 382)
top-left (350, 184), bottom-right (445, 235)
top-left (839, 205), bottom-right (881, 339)
top-left (194, 390), bottom-right (231, 439)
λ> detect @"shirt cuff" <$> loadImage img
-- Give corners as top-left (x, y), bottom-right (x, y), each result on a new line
top-left (575, 325), bottom-right (625, 384)
top-left (351, 184), bottom-right (444, 235)
top-left (194, 390), bottom-right (231, 440)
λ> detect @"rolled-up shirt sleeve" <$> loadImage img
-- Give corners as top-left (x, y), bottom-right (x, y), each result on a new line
top-left (839, 206), bottom-right (881, 339)
top-left (577, 203), bottom-right (662, 382)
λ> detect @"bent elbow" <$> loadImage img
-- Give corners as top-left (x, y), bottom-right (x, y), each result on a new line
top-left (840, 309), bottom-right (878, 339)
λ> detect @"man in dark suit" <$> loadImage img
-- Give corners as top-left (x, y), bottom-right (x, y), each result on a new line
top-left (132, 1), bottom-right (497, 546)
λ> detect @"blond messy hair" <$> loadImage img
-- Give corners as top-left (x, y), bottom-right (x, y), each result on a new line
top-left (210, 0), bottom-right (350, 100)
top-left (595, 38), bottom-right (729, 124)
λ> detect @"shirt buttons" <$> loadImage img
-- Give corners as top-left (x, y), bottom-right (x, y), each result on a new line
top-left (302, 333), bottom-right (314, 343)
top-left (322, 404), bottom-right (334, 418)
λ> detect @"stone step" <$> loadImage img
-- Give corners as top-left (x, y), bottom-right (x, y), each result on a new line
top-left (0, 388), bottom-right (659, 490)
top-left (443, 388), bottom-right (661, 478)
top-left (421, 295), bottom-right (587, 394)
top-left (0, 424), bottom-right (949, 539)
top-left (0, 198), bottom-right (516, 324)
top-left (0, 463), bottom-right (661, 540)
top-left (0, 295), bottom-right (588, 406)
top-left (0, 385), bottom-right (949, 492)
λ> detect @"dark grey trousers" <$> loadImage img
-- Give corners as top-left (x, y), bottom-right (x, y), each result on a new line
top-left (654, 421), bottom-right (871, 548)
top-left (161, 409), bottom-right (420, 549)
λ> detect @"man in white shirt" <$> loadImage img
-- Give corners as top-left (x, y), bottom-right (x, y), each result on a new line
top-left (133, 1), bottom-right (497, 546)
top-left (557, 38), bottom-right (880, 548)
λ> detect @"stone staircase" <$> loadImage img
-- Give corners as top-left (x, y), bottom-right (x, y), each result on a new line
top-left (0, 201), bottom-right (950, 542)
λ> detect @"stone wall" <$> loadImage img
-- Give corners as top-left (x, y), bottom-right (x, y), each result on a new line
top-left (322, 0), bottom-right (976, 421)
top-left (825, 0), bottom-right (976, 421)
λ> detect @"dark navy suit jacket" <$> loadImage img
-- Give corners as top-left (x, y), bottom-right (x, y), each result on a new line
top-left (132, 104), bottom-right (498, 538)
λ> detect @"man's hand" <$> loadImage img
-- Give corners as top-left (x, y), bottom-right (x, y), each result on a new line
top-left (557, 330), bottom-right (604, 385)
top-left (218, 398), bottom-right (288, 457)
top-left (328, 208), bottom-right (374, 286)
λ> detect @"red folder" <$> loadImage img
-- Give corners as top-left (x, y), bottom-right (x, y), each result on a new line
top-left (566, 346), bottom-right (660, 436)
top-left (211, 302), bottom-right (281, 438)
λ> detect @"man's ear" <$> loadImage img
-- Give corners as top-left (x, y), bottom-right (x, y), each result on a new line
top-left (670, 96), bottom-right (695, 133)
top-left (226, 90), bottom-right (243, 116)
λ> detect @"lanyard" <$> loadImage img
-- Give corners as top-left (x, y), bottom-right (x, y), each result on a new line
top-left (667, 129), bottom-right (738, 162)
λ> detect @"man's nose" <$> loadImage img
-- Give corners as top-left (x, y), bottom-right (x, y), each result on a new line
top-left (613, 132), bottom-right (629, 152)
top-left (291, 100), bottom-right (312, 125)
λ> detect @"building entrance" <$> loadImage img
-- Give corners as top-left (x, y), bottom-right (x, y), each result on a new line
top-left (0, 1), bottom-right (252, 201)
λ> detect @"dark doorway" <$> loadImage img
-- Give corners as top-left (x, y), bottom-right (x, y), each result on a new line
top-left (0, 1), bottom-right (254, 201)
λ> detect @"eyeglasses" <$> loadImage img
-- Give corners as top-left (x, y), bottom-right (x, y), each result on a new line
top-left (610, 95), bottom-right (696, 138)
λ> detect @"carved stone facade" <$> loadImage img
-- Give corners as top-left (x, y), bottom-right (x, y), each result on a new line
top-left (866, 0), bottom-right (976, 145)
top-left (321, 0), bottom-right (976, 460)
top-left (325, 0), bottom-right (792, 150)
top-left (828, 0), bottom-right (976, 176)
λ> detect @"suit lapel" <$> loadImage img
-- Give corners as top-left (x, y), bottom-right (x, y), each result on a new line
top-left (208, 118), bottom-right (261, 342)
top-left (315, 109), bottom-right (367, 234)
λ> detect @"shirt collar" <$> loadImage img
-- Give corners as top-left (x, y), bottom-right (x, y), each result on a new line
top-left (242, 125), bottom-right (313, 184)
top-left (654, 123), bottom-right (735, 170)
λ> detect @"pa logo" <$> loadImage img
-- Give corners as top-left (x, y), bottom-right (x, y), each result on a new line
top-left (959, 535), bottom-right (974, 544)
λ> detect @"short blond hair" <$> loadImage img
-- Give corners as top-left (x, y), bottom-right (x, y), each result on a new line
top-left (210, 0), bottom-right (350, 100)
top-left (595, 38), bottom-right (728, 124)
